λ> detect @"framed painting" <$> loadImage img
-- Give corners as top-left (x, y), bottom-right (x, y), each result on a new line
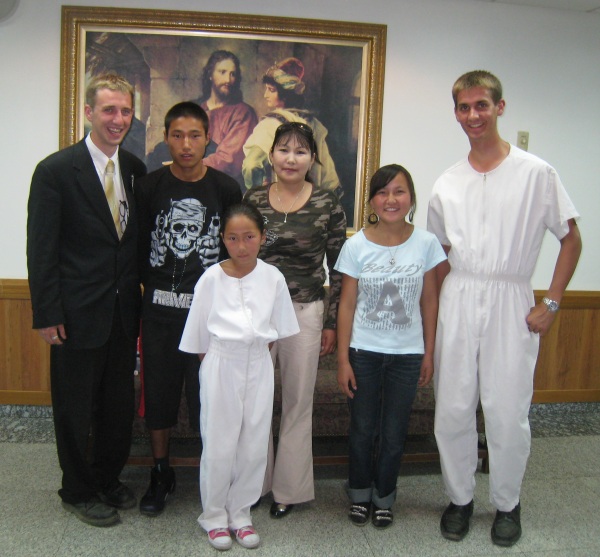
top-left (60, 6), bottom-right (386, 231)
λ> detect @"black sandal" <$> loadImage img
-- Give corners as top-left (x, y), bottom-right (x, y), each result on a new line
top-left (372, 506), bottom-right (393, 528)
top-left (349, 502), bottom-right (371, 526)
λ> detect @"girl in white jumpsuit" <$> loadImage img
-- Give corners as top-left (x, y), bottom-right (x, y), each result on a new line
top-left (180, 204), bottom-right (299, 550)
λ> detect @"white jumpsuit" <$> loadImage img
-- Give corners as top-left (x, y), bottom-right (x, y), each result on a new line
top-left (179, 259), bottom-right (299, 532)
top-left (427, 147), bottom-right (579, 512)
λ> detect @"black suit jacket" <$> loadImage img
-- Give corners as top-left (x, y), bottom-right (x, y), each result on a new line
top-left (27, 139), bottom-right (147, 349)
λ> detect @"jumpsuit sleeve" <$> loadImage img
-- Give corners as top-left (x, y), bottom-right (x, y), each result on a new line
top-left (179, 273), bottom-right (213, 354)
top-left (270, 273), bottom-right (300, 340)
top-left (427, 184), bottom-right (450, 247)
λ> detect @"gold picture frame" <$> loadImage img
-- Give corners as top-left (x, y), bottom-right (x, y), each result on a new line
top-left (60, 5), bottom-right (386, 232)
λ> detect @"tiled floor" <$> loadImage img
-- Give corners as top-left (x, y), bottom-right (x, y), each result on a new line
top-left (1, 403), bottom-right (599, 556)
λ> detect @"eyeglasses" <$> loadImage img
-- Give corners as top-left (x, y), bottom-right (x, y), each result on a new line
top-left (119, 200), bottom-right (129, 234)
top-left (276, 121), bottom-right (314, 135)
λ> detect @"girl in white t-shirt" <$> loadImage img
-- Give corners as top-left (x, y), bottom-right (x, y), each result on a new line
top-left (335, 164), bottom-right (446, 528)
top-left (179, 203), bottom-right (299, 551)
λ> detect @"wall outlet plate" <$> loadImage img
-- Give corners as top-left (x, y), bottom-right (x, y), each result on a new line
top-left (517, 131), bottom-right (529, 151)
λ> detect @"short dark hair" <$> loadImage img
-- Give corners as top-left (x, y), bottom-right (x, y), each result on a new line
top-left (201, 50), bottom-right (243, 104)
top-left (369, 164), bottom-right (417, 220)
top-left (222, 203), bottom-right (265, 235)
top-left (164, 102), bottom-right (209, 134)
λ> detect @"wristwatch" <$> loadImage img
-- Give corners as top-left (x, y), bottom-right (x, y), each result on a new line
top-left (542, 297), bottom-right (560, 313)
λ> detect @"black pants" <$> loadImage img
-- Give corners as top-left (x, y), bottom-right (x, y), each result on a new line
top-left (50, 303), bottom-right (136, 504)
top-left (140, 317), bottom-right (200, 432)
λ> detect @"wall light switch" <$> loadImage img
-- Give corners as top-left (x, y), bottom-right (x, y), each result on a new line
top-left (517, 131), bottom-right (529, 151)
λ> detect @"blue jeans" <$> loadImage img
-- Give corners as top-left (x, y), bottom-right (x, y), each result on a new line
top-left (346, 348), bottom-right (422, 508)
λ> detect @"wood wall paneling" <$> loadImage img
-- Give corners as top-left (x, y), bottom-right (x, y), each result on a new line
top-left (1, 280), bottom-right (598, 405)
top-left (532, 292), bottom-right (600, 402)
top-left (0, 279), bottom-right (51, 404)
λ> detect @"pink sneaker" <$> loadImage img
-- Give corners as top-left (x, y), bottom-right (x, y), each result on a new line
top-left (208, 528), bottom-right (232, 551)
top-left (234, 525), bottom-right (260, 549)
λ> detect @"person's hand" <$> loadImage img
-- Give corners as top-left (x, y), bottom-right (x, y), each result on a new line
top-left (526, 303), bottom-right (557, 337)
top-left (418, 353), bottom-right (434, 387)
top-left (37, 325), bottom-right (66, 345)
top-left (338, 361), bottom-right (357, 399)
top-left (320, 329), bottom-right (336, 356)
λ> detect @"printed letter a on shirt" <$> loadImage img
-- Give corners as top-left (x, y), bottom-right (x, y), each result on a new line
top-left (365, 280), bottom-right (410, 325)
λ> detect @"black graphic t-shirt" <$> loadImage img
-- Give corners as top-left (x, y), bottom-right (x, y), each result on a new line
top-left (136, 166), bottom-right (242, 323)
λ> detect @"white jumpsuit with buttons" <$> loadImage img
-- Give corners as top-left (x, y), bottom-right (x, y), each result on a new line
top-left (179, 259), bottom-right (299, 531)
top-left (427, 146), bottom-right (579, 512)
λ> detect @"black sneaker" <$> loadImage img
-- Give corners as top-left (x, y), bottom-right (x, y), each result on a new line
top-left (98, 480), bottom-right (136, 510)
top-left (491, 503), bottom-right (521, 547)
top-left (349, 502), bottom-right (371, 526)
top-left (372, 505), bottom-right (393, 528)
top-left (139, 466), bottom-right (176, 517)
top-left (62, 497), bottom-right (119, 527)
top-left (440, 500), bottom-right (474, 541)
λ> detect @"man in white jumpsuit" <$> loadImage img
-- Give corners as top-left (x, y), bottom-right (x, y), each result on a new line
top-left (427, 70), bottom-right (582, 548)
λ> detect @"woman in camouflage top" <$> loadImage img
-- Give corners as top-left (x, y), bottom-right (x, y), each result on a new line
top-left (244, 122), bottom-right (346, 518)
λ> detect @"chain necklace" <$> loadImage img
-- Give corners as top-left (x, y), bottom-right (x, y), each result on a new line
top-left (387, 246), bottom-right (400, 266)
top-left (172, 256), bottom-right (187, 292)
top-left (385, 225), bottom-right (412, 265)
top-left (275, 183), bottom-right (305, 223)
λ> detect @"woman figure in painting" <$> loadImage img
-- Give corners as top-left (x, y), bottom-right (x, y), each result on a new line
top-left (242, 57), bottom-right (342, 197)
top-left (243, 122), bottom-right (346, 519)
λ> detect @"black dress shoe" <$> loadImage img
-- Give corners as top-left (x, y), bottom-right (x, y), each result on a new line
top-left (62, 497), bottom-right (119, 527)
top-left (251, 497), bottom-right (262, 510)
top-left (491, 502), bottom-right (521, 547)
top-left (98, 480), bottom-right (136, 509)
top-left (270, 502), bottom-right (294, 518)
top-left (440, 500), bottom-right (474, 541)
top-left (139, 466), bottom-right (176, 517)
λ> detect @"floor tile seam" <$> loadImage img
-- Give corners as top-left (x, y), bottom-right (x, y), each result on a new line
top-left (532, 433), bottom-right (600, 438)
top-left (524, 472), bottom-right (600, 482)
top-left (358, 527), bottom-right (378, 557)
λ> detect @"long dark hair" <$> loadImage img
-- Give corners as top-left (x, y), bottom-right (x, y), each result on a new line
top-left (201, 50), bottom-right (243, 104)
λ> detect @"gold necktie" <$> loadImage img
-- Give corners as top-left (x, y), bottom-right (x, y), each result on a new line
top-left (105, 159), bottom-right (122, 238)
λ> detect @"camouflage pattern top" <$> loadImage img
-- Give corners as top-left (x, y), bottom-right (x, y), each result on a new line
top-left (244, 183), bottom-right (346, 330)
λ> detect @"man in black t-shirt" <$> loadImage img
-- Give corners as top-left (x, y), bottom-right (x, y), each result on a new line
top-left (135, 102), bottom-right (241, 517)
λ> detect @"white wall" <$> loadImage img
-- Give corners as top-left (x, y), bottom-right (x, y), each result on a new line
top-left (1, 0), bottom-right (598, 289)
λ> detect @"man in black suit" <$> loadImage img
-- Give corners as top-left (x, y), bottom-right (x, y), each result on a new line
top-left (27, 73), bottom-right (147, 527)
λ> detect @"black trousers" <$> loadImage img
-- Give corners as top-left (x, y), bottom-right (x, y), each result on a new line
top-left (50, 302), bottom-right (136, 504)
